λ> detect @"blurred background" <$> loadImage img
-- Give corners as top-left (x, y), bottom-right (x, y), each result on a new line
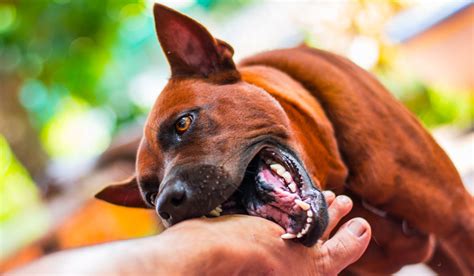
top-left (0, 0), bottom-right (472, 273)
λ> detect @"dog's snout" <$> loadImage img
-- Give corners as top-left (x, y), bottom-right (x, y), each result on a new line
top-left (153, 164), bottom-right (234, 225)
top-left (156, 181), bottom-right (188, 221)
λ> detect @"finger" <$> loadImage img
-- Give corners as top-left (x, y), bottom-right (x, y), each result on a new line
top-left (320, 218), bottom-right (371, 275)
top-left (323, 190), bottom-right (336, 206)
top-left (322, 195), bottom-right (352, 239)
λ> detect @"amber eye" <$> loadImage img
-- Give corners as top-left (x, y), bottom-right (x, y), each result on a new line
top-left (175, 115), bottom-right (192, 134)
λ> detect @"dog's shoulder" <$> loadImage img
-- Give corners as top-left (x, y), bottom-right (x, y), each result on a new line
top-left (241, 45), bottom-right (462, 200)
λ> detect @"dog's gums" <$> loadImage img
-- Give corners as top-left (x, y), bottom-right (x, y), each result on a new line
top-left (205, 147), bottom-right (327, 246)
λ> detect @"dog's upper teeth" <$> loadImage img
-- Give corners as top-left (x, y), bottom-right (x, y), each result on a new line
top-left (295, 199), bottom-right (310, 211)
top-left (270, 163), bottom-right (286, 176)
top-left (307, 217), bottom-right (312, 223)
top-left (307, 210), bottom-right (313, 217)
top-left (280, 233), bottom-right (297, 239)
top-left (288, 182), bottom-right (297, 193)
top-left (282, 171), bottom-right (292, 183)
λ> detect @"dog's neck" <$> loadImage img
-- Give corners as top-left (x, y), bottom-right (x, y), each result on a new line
top-left (239, 65), bottom-right (347, 192)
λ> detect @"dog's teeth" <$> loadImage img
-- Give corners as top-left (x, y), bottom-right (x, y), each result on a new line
top-left (296, 233), bottom-right (303, 238)
top-left (270, 164), bottom-right (286, 176)
top-left (302, 223), bottom-right (311, 233)
top-left (307, 217), bottom-right (312, 223)
top-left (307, 210), bottom-right (313, 217)
top-left (288, 182), bottom-right (297, 193)
top-left (295, 199), bottom-right (310, 211)
top-left (216, 206), bottom-right (223, 213)
top-left (280, 233), bottom-right (297, 239)
top-left (265, 159), bottom-right (273, 165)
top-left (209, 210), bottom-right (220, 217)
top-left (282, 171), bottom-right (292, 183)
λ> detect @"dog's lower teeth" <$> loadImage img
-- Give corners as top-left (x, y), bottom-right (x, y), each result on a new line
top-left (209, 210), bottom-right (220, 217)
top-left (297, 233), bottom-right (303, 238)
top-left (307, 217), bottom-right (312, 223)
top-left (281, 233), bottom-right (297, 239)
top-left (295, 199), bottom-right (310, 210)
top-left (302, 223), bottom-right (310, 233)
top-left (307, 210), bottom-right (313, 217)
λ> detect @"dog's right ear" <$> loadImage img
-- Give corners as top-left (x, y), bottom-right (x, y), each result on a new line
top-left (95, 176), bottom-right (149, 208)
top-left (153, 3), bottom-right (238, 79)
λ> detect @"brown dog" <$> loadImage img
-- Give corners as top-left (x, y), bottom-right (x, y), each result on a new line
top-left (96, 3), bottom-right (474, 274)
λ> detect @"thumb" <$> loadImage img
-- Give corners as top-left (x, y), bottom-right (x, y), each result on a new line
top-left (320, 218), bottom-right (371, 275)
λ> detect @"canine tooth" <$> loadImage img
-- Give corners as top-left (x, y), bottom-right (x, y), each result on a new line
top-left (307, 217), bottom-right (312, 223)
top-left (270, 164), bottom-right (286, 175)
top-left (280, 233), bottom-right (297, 239)
top-left (216, 206), bottom-right (223, 212)
top-left (295, 199), bottom-right (310, 211)
top-left (296, 233), bottom-right (303, 238)
top-left (282, 171), bottom-right (292, 183)
top-left (301, 223), bottom-right (311, 234)
top-left (307, 210), bottom-right (313, 217)
top-left (209, 210), bottom-right (220, 217)
top-left (288, 182), bottom-right (297, 193)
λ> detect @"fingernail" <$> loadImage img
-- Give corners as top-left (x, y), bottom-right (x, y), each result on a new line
top-left (337, 195), bottom-right (350, 205)
top-left (323, 191), bottom-right (334, 198)
top-left (348, 220), bottom-right (366, 237)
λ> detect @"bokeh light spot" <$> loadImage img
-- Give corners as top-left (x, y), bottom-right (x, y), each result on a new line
top-left (40, 97), bottom-right (114, 159)
top-left (0, 4), bottom-right (16, 33)
top-left (19, 79), bottom-right (48, 111)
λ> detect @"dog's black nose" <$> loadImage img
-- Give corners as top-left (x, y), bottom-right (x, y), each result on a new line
top-left (156, 181), bottom-right (188, 221)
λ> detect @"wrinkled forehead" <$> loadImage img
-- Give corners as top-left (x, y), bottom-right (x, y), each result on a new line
top-left (147, 78), bottom-right (272, 124)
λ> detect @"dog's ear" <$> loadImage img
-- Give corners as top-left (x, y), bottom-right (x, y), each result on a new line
top-left (153, 3), bottom-right (238, 78)
top-left (95, 176), bottom-right (149, 208)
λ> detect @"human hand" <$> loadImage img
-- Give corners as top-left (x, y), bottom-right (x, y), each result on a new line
top-left (139, 191), bottom-right (371, 275)
top-left (9, 192), bottom-right (370, 275)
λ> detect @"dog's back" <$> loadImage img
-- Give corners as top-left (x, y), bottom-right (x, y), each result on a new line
top-left (240, 46), bottom-right (474, 274)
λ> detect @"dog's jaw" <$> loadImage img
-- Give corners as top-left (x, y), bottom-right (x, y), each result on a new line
top-left (204, 146), bottom-right (328, 247)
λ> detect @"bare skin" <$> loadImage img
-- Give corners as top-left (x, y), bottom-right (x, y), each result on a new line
top-left (9, 193), bottom-right (371, 275)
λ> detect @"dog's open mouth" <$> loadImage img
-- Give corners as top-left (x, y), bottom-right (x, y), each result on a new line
top-left (206, 146), bottom-right (328, 246)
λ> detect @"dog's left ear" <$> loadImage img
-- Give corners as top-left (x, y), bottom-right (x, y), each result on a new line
top-left (95, 176), bottom-right (149, 208)
top-left (153, 3), bottom-right (238, 78)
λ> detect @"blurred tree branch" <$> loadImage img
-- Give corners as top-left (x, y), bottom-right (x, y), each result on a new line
top-left (0, 73), bottom-right (48, 186)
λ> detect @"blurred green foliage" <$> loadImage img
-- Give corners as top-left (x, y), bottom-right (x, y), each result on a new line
top-left (0, 135), bottom-right (49, 259)
top-left (0, 0), bottom-right (151, 133)
top-left (382, 76), bottom-right (473, 129)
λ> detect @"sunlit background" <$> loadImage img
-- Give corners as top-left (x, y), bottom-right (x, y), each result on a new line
top-left (0, 0), bottom-right (472, 273)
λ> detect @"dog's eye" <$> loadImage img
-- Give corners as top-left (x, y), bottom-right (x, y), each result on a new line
top-left (175, 115), bottom-right (192, 134)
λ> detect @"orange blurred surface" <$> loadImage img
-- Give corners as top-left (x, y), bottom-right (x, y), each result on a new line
top-left (1, 200), bottom-right (161, 272)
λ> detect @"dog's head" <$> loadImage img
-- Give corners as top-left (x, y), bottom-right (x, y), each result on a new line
top-left (96, 3), bottom-right (328, 246)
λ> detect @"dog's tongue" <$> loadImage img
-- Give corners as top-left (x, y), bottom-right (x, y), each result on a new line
top-left (240, 163), bottom-right (308, 234)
